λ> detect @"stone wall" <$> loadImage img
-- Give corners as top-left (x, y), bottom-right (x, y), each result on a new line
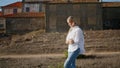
top-left (0, 18), bottom-right (6, 33)
top-left (46, 3), bottom-right (103, 32)
top-left (6, 17), bottom-right (45, 34)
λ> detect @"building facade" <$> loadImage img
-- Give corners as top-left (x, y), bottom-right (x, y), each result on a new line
top-left (4, 12), bottom-right (45, 34)
top-left (102, 2), bottom-right (120, 29)
top-left (1, 0), bottom-right (120, 34)
top-left (22, 0), bottom-right (51, 12)
top-left (1, 1), bottom-right (45, 34)
top-left (1, 2), bottom-right (22, 15)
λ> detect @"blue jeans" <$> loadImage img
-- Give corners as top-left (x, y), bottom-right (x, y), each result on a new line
top-left (64, 48), bottom-right (80, 68)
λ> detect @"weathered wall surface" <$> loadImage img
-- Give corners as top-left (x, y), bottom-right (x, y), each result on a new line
top-left (46, 3), bottom-right (102, 32)
top-left (6, 17), bottom-right (45, 34)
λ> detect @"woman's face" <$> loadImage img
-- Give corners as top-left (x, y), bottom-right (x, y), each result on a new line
top-left (67, 19), bottom-right (74, 27)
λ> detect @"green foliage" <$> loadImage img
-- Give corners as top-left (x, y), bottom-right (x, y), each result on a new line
top-left (64, 50), bottom-right (68, 58)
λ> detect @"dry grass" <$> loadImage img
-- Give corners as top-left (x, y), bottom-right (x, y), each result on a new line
top-left (0, 53), bottom-right (120, 68)
top-left (0, 30), bottom-right (120, 68)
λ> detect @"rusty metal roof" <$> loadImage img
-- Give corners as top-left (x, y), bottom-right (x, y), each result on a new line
top-left (102, 2), bottom-right (120, 7)
top-left (2, 2), bottom-right (22, 8)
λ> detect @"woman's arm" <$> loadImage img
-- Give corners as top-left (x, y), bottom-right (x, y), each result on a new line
top-left (65, 39), bottom-right (74, 45)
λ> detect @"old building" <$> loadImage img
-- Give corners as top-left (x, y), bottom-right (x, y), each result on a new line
top-left (45, 1), bottom-right (120, 32)
top-left (45, 1), bottom-right (102, 32)
top-left (1, 0), bottom-right (120, 34)
top-left (3, 12), bottom-right (45, 34)
top-left (1, 1), bottom-right (45, 34)
top-left (22, 0), bottom-right (51, 12)
top-left (22, 0), bottom-right (99, 13)
top-left (1, 2), bottom-right (22, 15)
top-left (102, 2), bottom-right (120, 29)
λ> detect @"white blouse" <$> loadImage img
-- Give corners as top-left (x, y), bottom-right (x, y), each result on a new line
top-left (66, 26), bottom-right (85, 54)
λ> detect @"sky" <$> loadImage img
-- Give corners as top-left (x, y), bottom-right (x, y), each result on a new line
top-left (0, 0), bottom-right (22, 6)
top-left (0, 0), bottom-right (120, 11)
top-left (0, 0), bottom-right (22, 11)
top-left (0, 0), bottom-right (120, 6)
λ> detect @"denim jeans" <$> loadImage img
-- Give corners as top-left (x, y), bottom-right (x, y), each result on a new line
top-left (64, 48), bottom-right (80, 68)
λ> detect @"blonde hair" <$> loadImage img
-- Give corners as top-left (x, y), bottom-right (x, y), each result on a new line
top-left (67, 16), bottom-right (74, 23)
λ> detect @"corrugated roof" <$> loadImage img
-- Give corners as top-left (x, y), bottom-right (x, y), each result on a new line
top-left (102, 2), bottom-right (120, 7)
top-left (2, 2), bottom-right (22, 8)
top-left (2, 12), bottom-right (45, 18)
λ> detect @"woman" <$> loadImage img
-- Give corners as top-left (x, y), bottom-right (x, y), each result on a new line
top-left (64, 16), bottom-right (85, 68)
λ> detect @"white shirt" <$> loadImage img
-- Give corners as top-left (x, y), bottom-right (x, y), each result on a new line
top-left (66, 26), bottom-right (85, 54)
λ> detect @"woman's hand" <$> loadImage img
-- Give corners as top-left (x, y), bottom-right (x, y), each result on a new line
top-left (65, 40), bottom-right (69, 44)
top-left (68, 39), bottom-right (74, 44)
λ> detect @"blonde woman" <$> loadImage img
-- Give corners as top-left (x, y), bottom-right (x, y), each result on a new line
top-left (64, 16), bottom-right (85, 68)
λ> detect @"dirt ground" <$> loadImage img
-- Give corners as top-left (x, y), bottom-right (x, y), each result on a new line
top-left (0, 52), bottom-right (120, 68)
top-left (0, 30), bottom-right (120, 68)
